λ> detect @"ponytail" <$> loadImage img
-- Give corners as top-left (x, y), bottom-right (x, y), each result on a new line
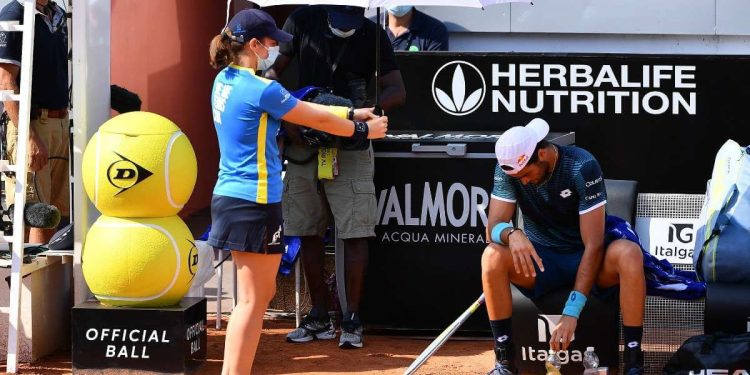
top-left (209, 29), bottom-right (244, 69)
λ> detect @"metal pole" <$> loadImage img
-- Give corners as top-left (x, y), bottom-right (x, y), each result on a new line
top-left (374, 7), bottom-right (380, 110)
top-left (5, 3), bottom-right (36, 372)
top-left (216, 250), bottom-right (223, 329)
top-left (294, 259), bottom-right (301, 327)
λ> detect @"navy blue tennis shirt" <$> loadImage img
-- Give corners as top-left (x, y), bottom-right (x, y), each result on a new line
top-left (492, 145), bottom-right (608, 250)
top-left (381, 9), bottom-right (449, 52)
top-left (0, 0), bottom-right (69, 109)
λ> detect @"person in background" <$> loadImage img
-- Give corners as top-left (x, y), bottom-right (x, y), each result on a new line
top-left (0, 0), bottom-right (70, 244)
top-left (208, 9), bottom-right (387, 373)
top-left (385, 6), bottom-right (449, 52)
top-left (265, 5), bottom-right (405, 350)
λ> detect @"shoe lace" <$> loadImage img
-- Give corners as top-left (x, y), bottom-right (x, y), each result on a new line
top-left (487, 361), bottom-right (513, 375)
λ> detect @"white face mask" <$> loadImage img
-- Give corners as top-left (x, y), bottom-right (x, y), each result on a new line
top-left (329, 25), bottom-right (356, 38)
top-left (255, 44), bottom-right (280, 71)
top-left (388, 5), bottom-right (413, 17)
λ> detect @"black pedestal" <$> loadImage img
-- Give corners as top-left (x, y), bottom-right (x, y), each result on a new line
top-left (72, 297), bottom-right (207, 374)
top-left (512, 286), bottom-right (620, 373)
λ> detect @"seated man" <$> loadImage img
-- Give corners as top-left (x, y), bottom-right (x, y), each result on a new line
top-left (482, 118), bottom-right (645, 375)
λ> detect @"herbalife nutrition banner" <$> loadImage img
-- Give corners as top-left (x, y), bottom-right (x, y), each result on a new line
top-left (389, 53), bottom-right (750, 193)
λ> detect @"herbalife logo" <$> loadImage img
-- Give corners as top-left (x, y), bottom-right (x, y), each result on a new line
top-left (432, 60), bottom-right (486, 116)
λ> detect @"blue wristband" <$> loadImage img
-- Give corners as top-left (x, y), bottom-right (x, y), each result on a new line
top-left (562, 291), bottom-right (587, 318)
top-left (491, 222), bottom-right (513, 245)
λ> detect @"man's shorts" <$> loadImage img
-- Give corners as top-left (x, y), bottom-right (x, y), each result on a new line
top-left (4, 113), bottom-right (70, 217)
top-left (513, 215), bottom-right (640, 300)
top-left (282, 144), bottom-right (377, 239)
top-left (208, 195), bottom-right (285, 254)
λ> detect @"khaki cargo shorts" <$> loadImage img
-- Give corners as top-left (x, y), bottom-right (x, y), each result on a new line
top-left (4, 113), bottom-right (70, 217)
top-left (282, 144), bottom-right (377, 239)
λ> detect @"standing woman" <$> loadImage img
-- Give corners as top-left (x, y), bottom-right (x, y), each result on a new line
top-left (208, 9), bottom-right (388, 374)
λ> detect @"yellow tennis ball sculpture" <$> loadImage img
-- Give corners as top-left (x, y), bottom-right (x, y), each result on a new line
top-left (83, 215), bottom-right (199, 307)
top-left (82, 111), bottom-right (197, 217)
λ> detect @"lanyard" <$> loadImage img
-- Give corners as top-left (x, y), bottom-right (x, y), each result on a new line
top-left (323, 34), bottom-right (351, 90)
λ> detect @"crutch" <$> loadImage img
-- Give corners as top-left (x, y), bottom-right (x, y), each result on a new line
top-left (403, 294), bottom-right (486, 375)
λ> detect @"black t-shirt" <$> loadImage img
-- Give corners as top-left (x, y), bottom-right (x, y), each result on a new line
top-left (280, 5), bottom-right (399, 102)
top-left (0, 1), bottom-right (69, 109)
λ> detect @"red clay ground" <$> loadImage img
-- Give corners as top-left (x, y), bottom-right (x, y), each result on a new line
top-left (2, 315), bottom-right (495, 374)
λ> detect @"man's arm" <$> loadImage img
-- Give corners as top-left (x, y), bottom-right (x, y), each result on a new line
top-left (486, 197), bottom-right (516, 242)
top-left (550, 205), bottom-right (605, 352)
top-left (264, 53), bottom-right (292, 81)
top-left (377, 69), bottom-right (406, 111)
top-left (574, 206), bottom-right (606, 296)
top-left (550, 156), bottom-right (607, 351)
top-left (0, 63), bottom-right (48, 171)
top-left (0, 63), bottom-right (20, 126)
top-left (265, 10), bottom-right (298, 81)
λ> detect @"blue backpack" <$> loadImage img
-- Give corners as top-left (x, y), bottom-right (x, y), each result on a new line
top-left (694, 140), bottom-right (750, 283)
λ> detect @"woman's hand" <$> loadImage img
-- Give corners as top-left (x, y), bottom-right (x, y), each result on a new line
top-left (366, 116), bottom-right (388, 139)
top-left (353, 108), bottom-right (378, 122)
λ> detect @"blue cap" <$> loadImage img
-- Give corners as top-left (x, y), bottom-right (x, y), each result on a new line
top-left (226, 9), bottom-right (292, 44)
top-left (323, 5), bottom-right (365, 31)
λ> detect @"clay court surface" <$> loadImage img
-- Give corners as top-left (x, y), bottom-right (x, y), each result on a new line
top-left (2, 315), bottom-right (495, 374)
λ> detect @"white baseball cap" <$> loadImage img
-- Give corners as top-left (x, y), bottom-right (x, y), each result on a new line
top-left (495, 118), bottom-right (550, 174)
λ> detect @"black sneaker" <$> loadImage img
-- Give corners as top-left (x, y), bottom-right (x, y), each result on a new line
top-left (488, 345), bottom-right (515, 375)
top-left (624, 346), bottom-right (644, 375)
top-left (486, 361), bottom-right (514, 375)
top-left (286, 313), bottom-right (336, 343)
top-left (338, 313), bottom-right (363, 349)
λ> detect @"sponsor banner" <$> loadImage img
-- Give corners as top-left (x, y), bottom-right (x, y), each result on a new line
top-left (634, 217), bottom-right (700, 265)
top-left (391, 52), bottom-right (750, 194)
top-left (363, 153), bottom-right (497, 331)
top-left (512, 297), bottom-right (620, 373)
top-left (72, 298), bottom-right (207, 373)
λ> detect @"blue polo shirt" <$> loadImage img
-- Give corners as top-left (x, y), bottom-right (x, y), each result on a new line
top-left (211, 65), bottom-right (298, 204)
top-left (491, 145), bottom-right (608, 250)
top-left (384, 9), bottom-right (449, 52)
top-left (0, 0), bottom-right (69, 109)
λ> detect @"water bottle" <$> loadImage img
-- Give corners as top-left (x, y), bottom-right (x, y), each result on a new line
top-left (545, 350), bottom-right (562, 375)
top-left (582, 347), bottom-right (599, 374)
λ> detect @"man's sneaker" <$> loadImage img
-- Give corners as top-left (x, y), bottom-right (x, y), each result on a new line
top-left (338, 313), bottom-right (363, 349)
top-left (286, 314), bottom-right (336, 343)
top-left (486, 361), bottom-right (514, 375)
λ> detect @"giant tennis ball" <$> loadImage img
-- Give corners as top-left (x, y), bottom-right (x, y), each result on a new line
top-left (82, 215), bottom-right (198, 307)
top-left (82, 111), bottom-right (197, 217)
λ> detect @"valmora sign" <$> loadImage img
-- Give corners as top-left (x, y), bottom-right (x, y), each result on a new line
top-left (390, 52), bottom-right (750, 194)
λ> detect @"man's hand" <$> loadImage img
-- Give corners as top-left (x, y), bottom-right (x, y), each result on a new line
top-left (28, 132), bottom-right (48, 172)
top-left (550, 315), bottom-right (578, 351)
top-left (508, 230), bottom-right (544, 277)
top-left (353, 108), bottom-right (378, 122)
top-left (365, 116), bottom-right (388, 139)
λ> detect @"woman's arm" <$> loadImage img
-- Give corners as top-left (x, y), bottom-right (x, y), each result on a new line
top-left (281, 101), bottom-right (388, 139)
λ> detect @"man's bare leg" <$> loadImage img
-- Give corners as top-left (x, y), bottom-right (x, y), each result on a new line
top-left (597, 239), bottom-right (646, 373)
top-left (481, 243), bottom-right (536, 371)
